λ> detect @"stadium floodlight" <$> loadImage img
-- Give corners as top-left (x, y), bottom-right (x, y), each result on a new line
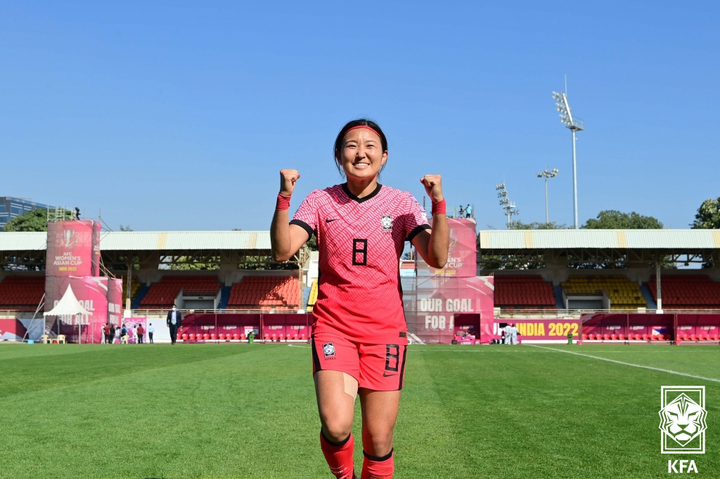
top-left (494, 183), bottom-right (520, 227)
top-left (537, 168), bottom-right (559, 224)
top-left (552, 88), bottom-right (584, 229)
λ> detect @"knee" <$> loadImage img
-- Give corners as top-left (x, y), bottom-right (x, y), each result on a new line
top-left (321, 417), bottom-right (353, 443)
top-left (363, 427), bottom-right (394, 457)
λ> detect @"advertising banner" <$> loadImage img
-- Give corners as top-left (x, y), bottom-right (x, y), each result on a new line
top-left (107, 278), bottom-right (123, 326)
top-left (46, 221), bottom-right (95, 278)
top-left (405, 276), bottom-right (494, 344)
top-left (493, 319), bottom-right (581, 341)
top-left (91, 221), bottom-right (102, 277)
top-left (46, 276), bottom-right (109, 343)
top-left (416, 218), bottom-right (477, 278)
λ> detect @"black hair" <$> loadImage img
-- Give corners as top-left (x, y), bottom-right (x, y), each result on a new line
top-left (333, 119), bottom-right (388, 177)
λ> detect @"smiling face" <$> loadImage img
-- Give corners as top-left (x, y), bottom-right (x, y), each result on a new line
top-left (336, 127), bottom-right (388, 181)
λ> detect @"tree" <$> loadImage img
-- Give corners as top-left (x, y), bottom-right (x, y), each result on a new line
top-left (691, 197), bottom-right (720, 229)
top-left (1, 208), bottom-right (71, 232)
top-left (582, 210), bottom-right (663, 229)
top-left (508, 221), bottom-right (568, 230)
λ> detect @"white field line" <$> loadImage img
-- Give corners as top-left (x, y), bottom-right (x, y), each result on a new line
top-left (529, 345), bottom-right (720, 384)
top-left (288, 344), bottom-right (310, 349)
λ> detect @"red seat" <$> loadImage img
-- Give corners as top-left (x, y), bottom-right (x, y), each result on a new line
top-left (218, 333), bottom-right (225, 340)
top-left (712, 333), bottom-right (719, 341)
top-left (189, 333), bottom-right (195, 340)
top-left (181, 333), bottom-right (188, 340)
top-left (293, 334), bottom-right (298, 340)
top-left (233, 333), bottom-right (239, 340)
top-left (203, 333), bottom-right (209, 340)
top-left (682, 334), bottom-right (689, 341)
top-left (603, 334), bottom-right (610, 341)
top-left (279, 334), bottom-right (285, 341)
top-left (210, 333), bottom-right (216, 340)
top-left (271, 334), bottom-right (277, 342)
top-left (610, 334), bottom-right (617, 341)
top-left (658, 334), bottom-right (664, 340)
top-left (697, 334), bottom-right (705, 341)
top-left (588, 334), bottom-right (595, 340)
top-left (264, 334), bottom-right (270, 341)
top-left (690, 334), bottom-right (696, 341)
top-left (618, 334), bottom-right (625, 341)
top-left (642, 334), bottom-right (648, 341)
top-left (300, 334), bottom-right (306, 341)
top-left (581, 334), bottom-right (587, 340)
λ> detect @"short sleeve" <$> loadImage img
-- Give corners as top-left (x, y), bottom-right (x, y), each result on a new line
top-left (404, 194), bottom-right (431, 242)
top-left (290, 191), bottom-right (318, 238)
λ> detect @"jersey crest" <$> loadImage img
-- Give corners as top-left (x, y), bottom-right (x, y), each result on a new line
top-left (381, 215), bottom-right (393, 231)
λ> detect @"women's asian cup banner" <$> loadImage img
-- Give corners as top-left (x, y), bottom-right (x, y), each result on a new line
top-left (48, 276), bottom-right (109, 343)
top-left (416, 218), bottom-right (477, 277)
top-left (405, 276), bottom-right (495, 344)
top-left (46, 221), bottom-right (96, 277)
top-left (91, 221), bottom-right (102, 277)
top-left (107, 278), bottom-right (124, 325)
top-left (493, 319), bottom-right (581, 341)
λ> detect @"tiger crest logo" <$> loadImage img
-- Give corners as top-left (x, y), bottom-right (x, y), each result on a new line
top-left (659, 386), bottom-right (707, 454)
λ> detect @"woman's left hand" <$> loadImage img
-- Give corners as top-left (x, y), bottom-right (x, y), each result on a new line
top-left (420, 174), bottom-right (444, 202)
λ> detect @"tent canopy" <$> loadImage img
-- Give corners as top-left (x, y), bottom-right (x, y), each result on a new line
top-left (43, 284), bottom-right (91, 317)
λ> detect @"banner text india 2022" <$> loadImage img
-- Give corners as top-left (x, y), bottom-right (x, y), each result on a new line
top-left (659, 386), bottom-right (707, 474)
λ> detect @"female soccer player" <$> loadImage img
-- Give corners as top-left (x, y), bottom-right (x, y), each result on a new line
top-left (271, 119), bottom-right (448, 479)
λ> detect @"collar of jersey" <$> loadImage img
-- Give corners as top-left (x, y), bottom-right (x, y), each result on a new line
top-left (341, 183), bottom-right (382, 204)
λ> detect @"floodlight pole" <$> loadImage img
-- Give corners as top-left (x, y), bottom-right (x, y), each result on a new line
top-left (552, 90), bottom-right (584, 229)
top-left (537, 169), bottom-right (559, 224)
top-left (571, 130), bottom-right (579, 229)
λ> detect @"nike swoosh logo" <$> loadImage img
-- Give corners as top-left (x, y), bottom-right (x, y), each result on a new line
top-left (325, 218), bottom-right (338, 223)
top-left (383, 372), bottom-right (397, 377)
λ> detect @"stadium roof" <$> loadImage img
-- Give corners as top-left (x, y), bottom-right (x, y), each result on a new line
top-left (478, 229), bottom-right (720, 251)
top-left (0, 231), bottom-right (271, 252)
top-left (2, 229), bottom-right (719, 253)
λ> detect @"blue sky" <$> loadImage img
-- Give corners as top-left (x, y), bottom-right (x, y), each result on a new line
top-left (1, 1), bottom-right (718, 231)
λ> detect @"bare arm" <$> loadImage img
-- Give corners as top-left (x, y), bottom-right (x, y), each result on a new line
top-left (270, 169), bottom-right (311, 262)
top-left (411, 175), bottom-right (449, 269)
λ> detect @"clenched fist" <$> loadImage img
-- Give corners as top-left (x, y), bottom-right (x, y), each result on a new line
top-left (420, 175), bottom-right (443, 202)
top-left (279, 169), bottom-right (301, 197)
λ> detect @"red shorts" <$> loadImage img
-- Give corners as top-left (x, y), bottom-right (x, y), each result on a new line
top-left (311, 334), bottom-right (408, 391)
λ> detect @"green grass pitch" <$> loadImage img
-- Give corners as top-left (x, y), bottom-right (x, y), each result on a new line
top-left (0, 342), bottom-right (718, 478)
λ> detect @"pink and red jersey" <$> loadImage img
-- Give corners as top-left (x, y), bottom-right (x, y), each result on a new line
top-left (291, 183), bottom-right (430, 344)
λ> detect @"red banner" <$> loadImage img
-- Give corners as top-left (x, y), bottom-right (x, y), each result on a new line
top-left (47, 276), bottom-right (109, 343)
top-left (91, 221), bottom-right (102, 277)
top-left (416, 218), bottom-right (477, 278)
top-left (46, 221), bottom-right (95, 278)
top-left (405, 276), bottom-right (494, 344)
top-left (107, 278), bottom-right (123, 326)
top-left (493, 319), bottom-right (581, 341)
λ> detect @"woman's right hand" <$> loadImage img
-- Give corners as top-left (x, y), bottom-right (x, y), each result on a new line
top-left (279, 169), bottom-right (300, 197)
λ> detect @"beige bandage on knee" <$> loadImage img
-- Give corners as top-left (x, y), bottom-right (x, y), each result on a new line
top-left (343, 373), bottom-right (358, 401)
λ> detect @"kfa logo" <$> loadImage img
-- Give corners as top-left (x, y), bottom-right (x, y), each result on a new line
top-left (659, 386), bottom-right (707, 454)
top-left (381, 215), bottom-right (393, 232)
top-left (322, 342), bottom-right (335, 359)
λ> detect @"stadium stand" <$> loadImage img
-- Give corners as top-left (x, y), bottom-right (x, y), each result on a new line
top-left (227, 276), bottom-right (300, 311)
top-left (121, 276), bottom-right (141, 305)
top-left (493, 275), bottom-right (556, 309)
top-left (561, 275), bottom-right (646, 310)
top-left (0, 276), bottom-right (45, 311)
top-left (306, 279), bottom-right (318, 312)
top-left (646, 275), bottom-right (720, 309)
top-left (139, 275), bottom-right (222, 308)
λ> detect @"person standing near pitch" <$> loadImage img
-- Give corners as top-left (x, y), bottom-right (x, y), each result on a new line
top-left (271, 119), bottom-right (449, 479)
